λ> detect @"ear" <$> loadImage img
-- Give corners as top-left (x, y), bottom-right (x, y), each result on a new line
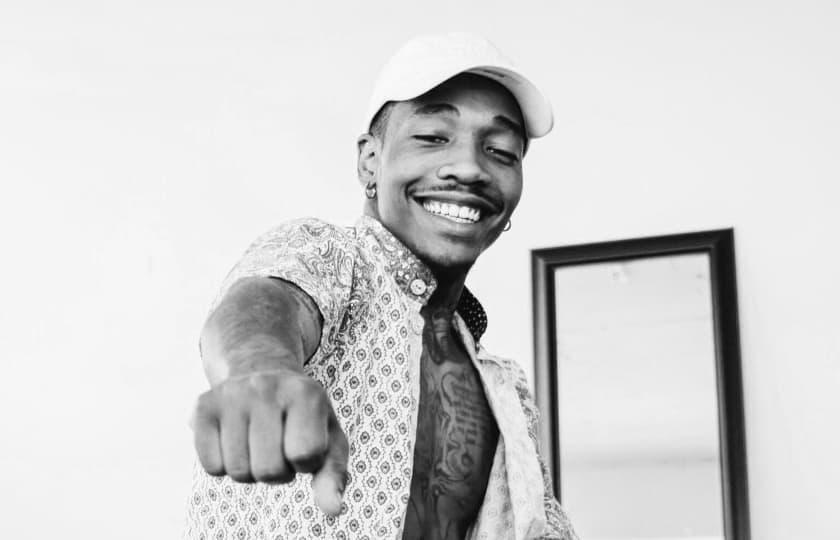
top-left (356, 133), bottom-right (381, 185)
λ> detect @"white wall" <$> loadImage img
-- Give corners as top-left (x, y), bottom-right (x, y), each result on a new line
top-left (1, 1), bottom-right (837, 538)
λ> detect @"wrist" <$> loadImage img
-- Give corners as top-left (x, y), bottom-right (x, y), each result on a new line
top-left (226, 342), bottom-right (305, 378)
top-left (202, 331), bottom-right (305, 386)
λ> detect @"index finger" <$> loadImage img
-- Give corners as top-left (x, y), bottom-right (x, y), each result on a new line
top-left (310, 416), bottom-right (349, 517)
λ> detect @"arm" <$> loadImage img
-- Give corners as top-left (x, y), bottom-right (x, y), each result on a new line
top-left (200, 276), bottom-right (322, 384)
top-left (191, 276), bottom-right (349, 516)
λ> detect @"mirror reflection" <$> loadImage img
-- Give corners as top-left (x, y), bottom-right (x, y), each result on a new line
top-left (554, 253), bottom-right (724, 540)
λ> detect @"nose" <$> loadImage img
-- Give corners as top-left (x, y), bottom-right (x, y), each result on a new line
top-left (436, 140), bottom-right (490, 184)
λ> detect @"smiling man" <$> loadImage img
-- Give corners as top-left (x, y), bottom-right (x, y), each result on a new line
top-left (186, 33), bottom-right (578, 539)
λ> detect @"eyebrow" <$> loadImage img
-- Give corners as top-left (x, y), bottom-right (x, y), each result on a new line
top-left (492, 114), bottom-right (526, 144)
top-left (411, 103), bottom-right (460, 117)
top-left (410, 102), bottom-right (526, 146)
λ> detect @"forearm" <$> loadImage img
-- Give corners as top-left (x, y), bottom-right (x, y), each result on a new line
top-left (200, 276), bottom-right (323, 386)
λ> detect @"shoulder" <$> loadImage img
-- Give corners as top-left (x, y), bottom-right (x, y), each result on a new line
top-left (249, 217), bottom-right (356, 250)
top-left (216, 217), bottom-right (359, 309)
top-left (237, 218), bottom-right (362, 272)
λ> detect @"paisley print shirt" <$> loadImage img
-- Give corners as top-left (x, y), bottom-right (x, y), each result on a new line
top-left (184, 216), bottom-right (577, 540)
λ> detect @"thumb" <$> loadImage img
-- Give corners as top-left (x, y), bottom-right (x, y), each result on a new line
top-left (311, 419), bottom-right (349, 517)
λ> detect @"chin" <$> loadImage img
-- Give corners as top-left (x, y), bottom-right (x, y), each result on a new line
top-left (385, 214), bottom-right (495, 274)
top-left (417, 244), bottom-right (482, 275)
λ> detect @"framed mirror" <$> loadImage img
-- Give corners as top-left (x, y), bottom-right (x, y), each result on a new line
top-left (532, 229), bottom-right (750, 540)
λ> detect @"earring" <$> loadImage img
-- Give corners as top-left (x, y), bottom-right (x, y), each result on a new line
top-left (503, 220), bottom-right (512, 232)
top-left (364, 181), bottom-right (377, 199)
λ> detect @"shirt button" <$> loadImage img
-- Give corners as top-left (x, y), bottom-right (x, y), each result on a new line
top-left (409, 278), bottom-right (427, 296)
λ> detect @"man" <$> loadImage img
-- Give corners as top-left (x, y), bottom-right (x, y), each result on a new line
top-left (186, 33), bottom-right (578, 539)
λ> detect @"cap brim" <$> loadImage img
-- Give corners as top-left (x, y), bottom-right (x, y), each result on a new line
top-left (364, 64), bottom-right (553, 139)
top-left (464, 66), bottom-right (554, 138)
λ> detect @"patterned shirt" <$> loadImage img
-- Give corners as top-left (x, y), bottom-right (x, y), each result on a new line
top-left (185, 216), bottom-right (577, 540)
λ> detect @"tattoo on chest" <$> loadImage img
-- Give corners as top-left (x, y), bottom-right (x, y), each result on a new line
top-left (403, 323), bottom-right (500, 539)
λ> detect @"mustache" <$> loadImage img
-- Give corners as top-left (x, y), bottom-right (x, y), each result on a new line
top-left (409, 184), bottom-right (504, 207)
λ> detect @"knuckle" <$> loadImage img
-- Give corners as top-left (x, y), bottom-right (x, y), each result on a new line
top-left (192, 422), bottom-right (213, 442)
top-left (194, 391), bottom-right (217, 417)
top-left (250, 371), bottom-right (319, 407)
top-left (286, 426), bottom-right (329, 465)
top-left (226, 464), bottom-right (254, 483)
top-left (249, 371), bottom-right (282, 398)
top-left (218, 377), bottom-right (251, 402)
top-left (223, 450), bottom-right (252, 483)
top-left (288, 451), bottom-right (325, 474)
top-left (199, 459), bottom-right (225, 477)
top-left (252, 464), bottom-right (293, 484)
top-left (220, 410), bottom-right (250, 435)
top-left (216, 382), bottom-right (265, 417)
top-left (287, 375), bottom-right (322, 399)
top-left (194, 431), bottom-right (221, 458)
top-left (286, 438), bottom-right (328, 463)
top-left (297, 386), bottom-right (330, 416)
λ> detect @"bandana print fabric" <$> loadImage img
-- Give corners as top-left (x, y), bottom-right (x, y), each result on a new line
top-left (184, 216), bottom-right (578, 540)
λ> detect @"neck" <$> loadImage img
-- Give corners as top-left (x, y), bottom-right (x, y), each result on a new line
top-left (424, 266), bottom-right (468, 321)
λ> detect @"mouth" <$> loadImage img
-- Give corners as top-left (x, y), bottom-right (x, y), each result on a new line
top-left (412, 190), bottom-right (501, 227)
top-left (420, 199), bottom-right (482, 224)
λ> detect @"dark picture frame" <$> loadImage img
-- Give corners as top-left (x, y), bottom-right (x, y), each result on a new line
top-left (531, 229), bottom-right (751, 540)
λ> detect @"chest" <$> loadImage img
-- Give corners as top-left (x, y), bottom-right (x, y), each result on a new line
top-left (402, 324), bottom-right (500, 539)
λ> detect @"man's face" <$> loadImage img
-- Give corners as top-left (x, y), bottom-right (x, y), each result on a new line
top-left (359, 73), bottom-right (526, 274)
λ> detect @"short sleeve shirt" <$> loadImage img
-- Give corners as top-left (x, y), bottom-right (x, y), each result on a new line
top-left (184, 216), bottom-right (577, 540)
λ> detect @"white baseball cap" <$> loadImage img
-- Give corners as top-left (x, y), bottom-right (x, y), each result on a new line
top-left (363, 32), bottom-right (554, 139)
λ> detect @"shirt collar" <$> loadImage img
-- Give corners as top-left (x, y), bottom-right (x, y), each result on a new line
top-left (355, 215), bottom-right (488, 342)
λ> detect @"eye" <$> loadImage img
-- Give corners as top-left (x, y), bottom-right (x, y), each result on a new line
top-left (487, 146), bottom-right (520, 165)
top-left (413, 135), bottom-right (449, 144)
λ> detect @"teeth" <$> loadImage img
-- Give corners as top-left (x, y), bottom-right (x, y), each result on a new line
top-left (421, 200), bottom-right (482, 223)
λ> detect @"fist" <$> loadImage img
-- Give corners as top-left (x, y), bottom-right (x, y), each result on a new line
top-left (191, 369), bottom-right (349, 516)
